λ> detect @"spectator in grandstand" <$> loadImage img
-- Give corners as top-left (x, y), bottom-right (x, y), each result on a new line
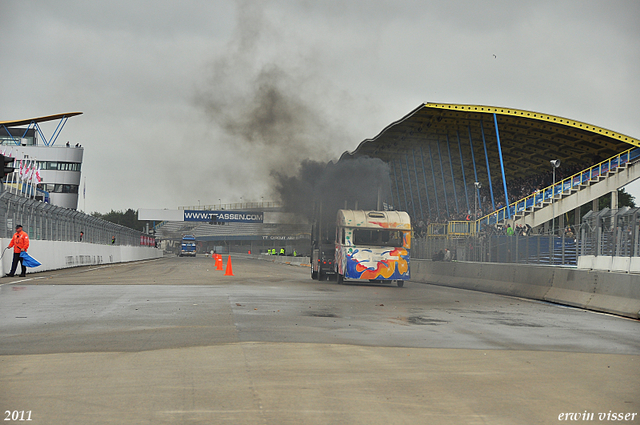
top-left (564, 226), bottom-right (575, 239)
top-left (506, 224), bottom-right (515, 236)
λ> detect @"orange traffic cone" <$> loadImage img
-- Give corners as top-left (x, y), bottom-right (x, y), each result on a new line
top-left (224, 255), bottom-right (234, 276)
top-left (216, 254), bottom-right (223, 270)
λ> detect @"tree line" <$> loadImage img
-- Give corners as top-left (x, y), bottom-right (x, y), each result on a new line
top-left (91, 209), bottom-right (146, 232)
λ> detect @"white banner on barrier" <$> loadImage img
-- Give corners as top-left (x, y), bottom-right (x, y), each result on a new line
top-left (138, 209), bottom-right (185, 221)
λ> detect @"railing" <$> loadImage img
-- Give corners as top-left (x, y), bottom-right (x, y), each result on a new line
top-left (179, 201), bottom-right (282, 211)
top-left (474, 148), bottom-right (640, 231)
top-left (426, 223), bottom-right (447, 237)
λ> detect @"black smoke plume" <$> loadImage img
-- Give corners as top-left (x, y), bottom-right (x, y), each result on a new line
top-left (273, 156), bottom-right (392, 224)
top-left (197, 1), bottom-right (378, 209)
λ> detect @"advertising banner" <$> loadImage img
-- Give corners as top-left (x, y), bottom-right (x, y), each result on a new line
top-left (183, 210), bottom-right (264, 223)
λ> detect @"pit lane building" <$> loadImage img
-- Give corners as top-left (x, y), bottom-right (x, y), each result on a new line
top-left (0, 112), bottom-right (84, 210)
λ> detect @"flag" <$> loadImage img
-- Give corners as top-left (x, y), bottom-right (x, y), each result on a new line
top-left (20, 252), bottom-right (41, 268)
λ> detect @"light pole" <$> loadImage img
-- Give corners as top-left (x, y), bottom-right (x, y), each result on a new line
top-left (473, 181), bottom-right (482, 262)
top-left (550, 160), bottom-right (560, 236)
top-left (474, 181), bottom-right (482, 234)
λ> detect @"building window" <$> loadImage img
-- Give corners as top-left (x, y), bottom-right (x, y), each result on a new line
top-left (37, 183), bottom-right (79, 194)
top-left (35, 161), bottom-right (81, 172)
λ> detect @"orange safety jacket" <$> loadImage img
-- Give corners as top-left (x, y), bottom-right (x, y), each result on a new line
top-left (8, 230), bottom-right (29, 253)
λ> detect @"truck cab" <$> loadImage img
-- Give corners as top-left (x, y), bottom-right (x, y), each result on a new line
top-left (310, 217), bottom-right (336, 281)
top-left (311, 243), bottom-right (335, 281)
top-left (334, 210), bottom-right (411, 287)
top-left (180, 235), bottom-right (197, 257)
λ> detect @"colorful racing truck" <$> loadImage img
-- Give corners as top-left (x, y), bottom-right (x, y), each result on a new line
top-left (334, 210), bottom-right (411, 287)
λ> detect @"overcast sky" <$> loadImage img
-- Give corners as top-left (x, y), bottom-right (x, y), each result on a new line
top-left (1, 0), bottom-right (639, 213)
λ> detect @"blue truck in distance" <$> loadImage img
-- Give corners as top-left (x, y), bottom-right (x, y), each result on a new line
top-left (180, 235), bottom-right (197, 257)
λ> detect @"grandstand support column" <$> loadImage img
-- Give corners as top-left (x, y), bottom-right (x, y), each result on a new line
top-left (445, 134), bottom-right (459, 214)
top-left (388, 173), bottom-right (395, 210)
top-left (410, 152), bottom-right (424, 219)
top-left (456, 130), bottom-right (470, 213)
top-left (436, 139), bottom-right (450, 217)
top-left (467, 126), bottom-right (481, 216)
top-left (391, 160), bottom-right (401, 210)
top-left (398, 158), bottom-right (409, 212)
top-left (493, 114), bottom-right (510, 219)
top-left (428, 145), bottom-right (441, 215)
top-left (417, 147), bottom-right (431, 214)
top-left (611, 190), bottom-right (618, 210)
top-left (404, 153), bottom-right (417, 218)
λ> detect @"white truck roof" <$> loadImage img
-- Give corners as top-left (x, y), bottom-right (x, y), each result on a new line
top-left (336, 210), bottom-right (411, 230)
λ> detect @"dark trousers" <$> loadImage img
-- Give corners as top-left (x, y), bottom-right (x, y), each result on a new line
top-left (10, 252), bottom-right (26, 276)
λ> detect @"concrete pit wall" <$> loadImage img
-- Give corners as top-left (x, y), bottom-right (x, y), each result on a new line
top-left (0, 239), bottom-right (163, 276)
top-left (233, 252), bottom-right (640, 319)
top-left (412, 259), bottom-right (640, 319)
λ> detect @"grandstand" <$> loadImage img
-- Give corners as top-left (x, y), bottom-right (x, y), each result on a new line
top-left (344, 103), bottom-right (640, 236)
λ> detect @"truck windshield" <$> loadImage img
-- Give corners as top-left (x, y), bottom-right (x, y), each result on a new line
top-left (352, 229), bottom-right (402, 247)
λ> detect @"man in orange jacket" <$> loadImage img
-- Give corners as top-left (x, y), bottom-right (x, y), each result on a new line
top-left (6, 224), bottom-right (29, 277)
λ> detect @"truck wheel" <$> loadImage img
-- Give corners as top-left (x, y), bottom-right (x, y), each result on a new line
top-left (397, 280), bottom-right (404, 288)
top-left (319, 271), bottom-right (325, 281)
top-left (311, 270), bottom-right (318, 280)
top-left (337, 274), bottom-right (344, 285)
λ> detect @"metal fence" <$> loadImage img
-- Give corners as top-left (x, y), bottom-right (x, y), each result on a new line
top-left (414, 208), bottom-right (640, 266)
top-left (414, 233), bottom-right (578, 266)
top-left (0, 190), bottom-right (155, 246)
top-left (580, 207), bottom-right (640, 257)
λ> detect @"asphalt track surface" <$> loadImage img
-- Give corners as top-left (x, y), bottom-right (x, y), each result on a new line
top-left (0, 255), bottom-right (638, 424)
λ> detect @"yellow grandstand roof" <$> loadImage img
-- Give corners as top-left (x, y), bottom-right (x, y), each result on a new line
top-left (345, 102), bottom-right (639, 188)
